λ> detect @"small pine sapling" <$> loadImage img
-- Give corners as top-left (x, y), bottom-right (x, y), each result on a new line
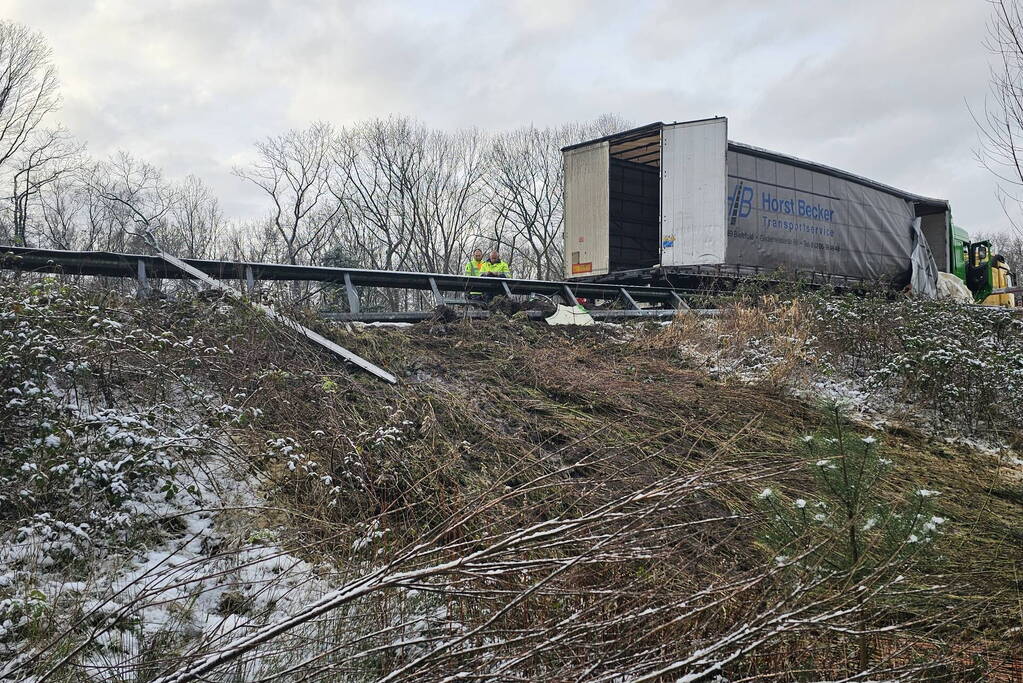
top-left (755, 406), bottom-right (946, 673)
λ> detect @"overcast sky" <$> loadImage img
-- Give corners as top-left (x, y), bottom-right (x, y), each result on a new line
top-left (0, 0), bottom-right (1009, 234)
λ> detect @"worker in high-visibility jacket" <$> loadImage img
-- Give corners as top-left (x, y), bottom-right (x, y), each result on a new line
top-left (465, 249), bottom-right (487, 277)
top-left (465, 248), bottom-right (487, 302)
top-left (482, 251), bottom-right (510, 278)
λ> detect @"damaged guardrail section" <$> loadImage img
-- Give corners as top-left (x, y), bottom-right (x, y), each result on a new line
top-left (153, 250), bottom-right (397, 384)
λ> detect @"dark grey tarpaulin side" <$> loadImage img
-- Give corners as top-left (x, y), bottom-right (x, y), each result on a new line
top-left (724, 150), bottom-right (916, 281)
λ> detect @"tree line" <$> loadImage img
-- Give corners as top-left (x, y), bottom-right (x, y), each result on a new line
top-left (10, 3), bottom-right (1023, 292)
top-left (0, 19), bottom-right (625, 285)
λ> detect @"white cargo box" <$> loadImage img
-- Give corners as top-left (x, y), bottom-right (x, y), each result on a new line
top-left (561, 117), bottom-right (952, 283)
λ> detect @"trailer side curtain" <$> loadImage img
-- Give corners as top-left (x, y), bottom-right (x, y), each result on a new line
top-left (910, 217), bottom-right (939, 298)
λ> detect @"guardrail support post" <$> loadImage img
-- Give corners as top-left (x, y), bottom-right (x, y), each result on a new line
top-left (136, 259), bottom-right (151, 299)
top-left (428, 277), bottom-right (444, 306)
top-left (562, 284), bottom-right (579, 307)
top-left (343, 273), bottom-right (360, 314)
top-left (619, 287), bottom-right (641, 310)
top-left (245, 265), bottom-right (255, 293)
top-left (501, 280), bottom-right (513, 298)
top-left (670, 291), bottom-right (689, 310)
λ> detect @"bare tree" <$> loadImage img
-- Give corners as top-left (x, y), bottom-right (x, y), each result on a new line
top-left (330, 118), bottom-right (424, 273)
top-left (0, 20), bottom-right (62, 245)
top-left (166, 174), bottom-right (224, 258)
top-left (996, 231), bottom-right (1023, 268)
top-left (0, 21), bottom-right (60, 169)
top-left (39, 161), bottom-right (124, 251)
top-left (90, 152), bottom-right (178, 252)
top-left (37, 172), bottom-right (85, 249)
top-left (975, 0), bottom-right (1023, 244)
top-left (485, 126), bottom-right (566, 280)
top-left (328, 118), bottom-right (435, 309)
top-left (223, 218), bottom-right (285, 263)
top-left (309, 116), bottom-right (632, 309)
top-left (234, 122), bottom-right (339, 267)
top-left (8, 126), bottom-right (83, 245)
top-left (485, 115), bottom-right (629, 280)
top-left (410, 127), bottom-right (488, 275)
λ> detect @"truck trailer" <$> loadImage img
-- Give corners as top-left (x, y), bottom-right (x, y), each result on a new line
top-left (562, 117), bottom-right (1004, 302)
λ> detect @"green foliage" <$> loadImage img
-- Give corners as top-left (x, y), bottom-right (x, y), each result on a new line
top-left (0, 280), bottom-right (188, 563)
top-left (0, 589), bottom-right (49, 641)
top-left (808, 294), bottom-right (1023, 432)
top-left (755, 408), bottom-right (951, 673)
top-left (322, 245), bottom-right (363, 270)
top-left (756, 408), bottom-right (945, 581)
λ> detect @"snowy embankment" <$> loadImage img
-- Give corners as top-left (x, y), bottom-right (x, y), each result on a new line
top-left (0, 281), bottom-right (345, 680)
top-left (656, 294), bottom-right (1023, 452)
top-left (4, 279), bottom-right (1023, 680)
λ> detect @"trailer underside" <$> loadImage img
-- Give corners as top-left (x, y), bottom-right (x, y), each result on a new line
top-left (574, 263), bottom-right (885, 293)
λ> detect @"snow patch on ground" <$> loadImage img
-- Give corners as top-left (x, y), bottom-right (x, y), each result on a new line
top-left (633, 311), bottom-right (1019, 458)
top-left (0, 283), bottom-right (344, 679)
top-left (351, 321), bottom-right (415, 328)
top-left (3, 432), bottom-right (336, 680)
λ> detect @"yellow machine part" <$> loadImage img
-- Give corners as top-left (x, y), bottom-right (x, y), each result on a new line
top-left (983, 262), bottom-right (1016, 307)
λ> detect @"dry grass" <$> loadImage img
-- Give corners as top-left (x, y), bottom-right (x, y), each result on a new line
top-left (309, 309), bottom-right (1023, 645)
top-left (5, 278), bottom-right (1023, 680)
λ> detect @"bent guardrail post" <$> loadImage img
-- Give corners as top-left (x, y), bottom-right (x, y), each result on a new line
top-left (343, 272), bottom-right (361, 313)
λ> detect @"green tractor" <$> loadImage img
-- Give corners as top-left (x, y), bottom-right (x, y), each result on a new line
top-left (949, 224), bottom-right (1014, 306)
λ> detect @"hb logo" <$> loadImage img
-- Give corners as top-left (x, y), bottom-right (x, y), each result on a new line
top-left (727, 182), bottom-right (753, 225)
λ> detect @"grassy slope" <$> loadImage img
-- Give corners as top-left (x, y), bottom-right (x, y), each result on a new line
top-left (4, 281), bottom-right (1022, 679)
top-left (172, 297), bottom-right (1023, 661)
top-left (330, 314), bottom-right (1023, 642)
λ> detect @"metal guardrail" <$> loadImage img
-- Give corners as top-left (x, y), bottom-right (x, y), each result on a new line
top-left (321, 309), bottom-right (717, 323)
top-left (575, 263), bottom-right (871, 289)
top-left (0, 246), bottom-right (689, 310)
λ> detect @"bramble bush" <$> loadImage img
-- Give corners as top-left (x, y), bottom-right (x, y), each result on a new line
top-left (0, 278), bottom-right (207, 641)
top-left (706, 292), bottom-right (1023, 434)
top-left (808, 295), bottom-right (1023, 432)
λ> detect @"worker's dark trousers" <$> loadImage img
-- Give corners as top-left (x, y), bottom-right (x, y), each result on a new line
top-left (481, 274), bottom-right (507, 303)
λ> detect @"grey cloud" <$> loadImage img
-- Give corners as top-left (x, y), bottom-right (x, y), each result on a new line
top-left (734, 1), bottom-right (994, 228)
top-left (0, 0), bottom-right (1005, 234)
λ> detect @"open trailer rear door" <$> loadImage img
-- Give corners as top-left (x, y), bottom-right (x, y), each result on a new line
top-left (660, 117), bottom-right (728, 267)
top-left (563, 141), bottom-right (610, 278)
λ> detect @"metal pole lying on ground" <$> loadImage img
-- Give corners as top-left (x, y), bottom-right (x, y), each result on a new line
top-left (156, 250), bottom-right (397, 385)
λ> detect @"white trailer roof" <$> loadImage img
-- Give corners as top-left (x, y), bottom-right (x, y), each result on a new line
top-left (562, 120), bottom-right (950, 214)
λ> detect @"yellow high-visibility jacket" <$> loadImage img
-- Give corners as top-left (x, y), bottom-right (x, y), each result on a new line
top-left (482, 260), bottom-right (510, 277)
top-left (465, 259), bottom-right (487, 277)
